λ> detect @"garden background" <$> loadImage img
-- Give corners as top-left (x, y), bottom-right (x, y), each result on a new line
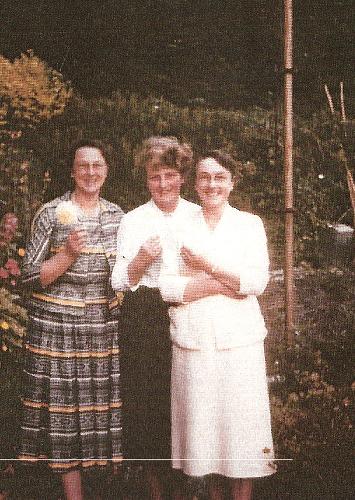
top-left (0, 1), bottom-right (354, 499)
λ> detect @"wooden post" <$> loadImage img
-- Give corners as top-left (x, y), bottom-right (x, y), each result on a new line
top-left (284, 0), bottom-right (295, 345)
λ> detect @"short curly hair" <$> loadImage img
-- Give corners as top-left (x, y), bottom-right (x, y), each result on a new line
top-left (134, 136), bottom-right (194, 175)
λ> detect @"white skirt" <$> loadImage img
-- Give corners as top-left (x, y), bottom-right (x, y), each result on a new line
top-left (171, 341), bottom-right (276, 478)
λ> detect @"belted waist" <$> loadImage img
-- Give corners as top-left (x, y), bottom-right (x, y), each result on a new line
top-left (32, 292), bottom-right (122, 309)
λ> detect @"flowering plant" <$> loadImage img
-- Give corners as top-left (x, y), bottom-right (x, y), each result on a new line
top-left (0, 211), bottom-right (27, 354)
top-left (55, 200), bottom-right (79, 225)
top-left (0, 212), bottom-right (23, 290)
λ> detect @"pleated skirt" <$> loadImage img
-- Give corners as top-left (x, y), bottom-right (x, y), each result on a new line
top-left (171, 341), bottom-right (276, 478)
top-left (19, 304), bottom-right (122, 473)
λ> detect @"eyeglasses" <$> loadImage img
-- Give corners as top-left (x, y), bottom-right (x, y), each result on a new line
top-left (196, 173), bottom-right (231, 185)
top-left (74, 162), bottom-right (107, 173)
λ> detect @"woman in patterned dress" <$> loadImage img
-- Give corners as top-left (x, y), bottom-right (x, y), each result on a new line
top-left (19, 140), bottom-right (124, 499)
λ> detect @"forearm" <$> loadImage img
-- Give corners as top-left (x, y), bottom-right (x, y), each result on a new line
top-left (127, 250), bottom-right (152, 287)
top-left (182, 274), bottom-right (244, 303)
top-left (207, 264), bottom-right (241, 291)
top-left (40, 250), bottom-right (76, 287)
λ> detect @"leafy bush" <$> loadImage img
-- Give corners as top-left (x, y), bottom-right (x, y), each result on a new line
top-left (18, 91), bottom-right (352, 265)
top-left (268, 269), bottom-right (354, 473)
top-left (1, 51), bottom-right (353, 262)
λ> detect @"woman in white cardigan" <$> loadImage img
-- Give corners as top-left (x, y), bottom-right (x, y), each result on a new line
top-left (159, 151), bottom-right (276, 500)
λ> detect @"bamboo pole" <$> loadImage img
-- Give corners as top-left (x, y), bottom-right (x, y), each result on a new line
top-left (283, 0), bottom-right (294, 345)
top-left (340, 81), bottom-right (346, 122)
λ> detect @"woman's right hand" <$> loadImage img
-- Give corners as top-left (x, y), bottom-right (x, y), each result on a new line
top-left (65, 229), bottom-right (87, 258)
top-left (127, 236), bottom-right (162, 287)
top-left (138, 236), bottom-right (162, 265)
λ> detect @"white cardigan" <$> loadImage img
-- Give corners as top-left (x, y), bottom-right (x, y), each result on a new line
top-left (159, 204), bottom-right (269, 350)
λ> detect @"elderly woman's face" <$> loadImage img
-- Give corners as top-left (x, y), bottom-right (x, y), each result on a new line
top-left (72, 147), bottom-right (108, 196)
top-left (195, 157), bottom-right (234, 209)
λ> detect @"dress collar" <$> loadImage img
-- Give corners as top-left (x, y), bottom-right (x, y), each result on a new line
top-left (61, 191), bottom-right (114, 213)
top-left (200, 203), bottom-right (235, 232)
top-left (149, 197), bottom-right (184, 217)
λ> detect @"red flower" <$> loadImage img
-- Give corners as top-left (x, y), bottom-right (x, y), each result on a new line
top-left (5, 258), bottom-right (20, 276)
top-left (0, 267), bottom-right (9, 279)
top-left (2, 213), bottom-right (18, 231)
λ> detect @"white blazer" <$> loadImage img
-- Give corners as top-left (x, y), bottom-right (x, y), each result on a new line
top-left (159, 204), bottom-right (269, 350)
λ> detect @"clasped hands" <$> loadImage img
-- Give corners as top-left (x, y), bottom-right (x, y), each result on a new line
top-left (138, 237), bottom-right (210, 272)
top-left (181, 246), bottom-right (246, 300)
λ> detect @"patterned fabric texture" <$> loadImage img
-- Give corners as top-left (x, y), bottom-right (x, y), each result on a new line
top-left (21, 191), bottom-right (123, 316)
top-left (19, 197), bottom-right (123, 472)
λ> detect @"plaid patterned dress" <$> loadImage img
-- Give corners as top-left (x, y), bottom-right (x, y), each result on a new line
top-left (19, 193), bottom-right (124, 472)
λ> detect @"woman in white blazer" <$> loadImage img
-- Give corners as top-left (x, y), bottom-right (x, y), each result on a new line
top-left (159, 150), bottom-right (276, 500)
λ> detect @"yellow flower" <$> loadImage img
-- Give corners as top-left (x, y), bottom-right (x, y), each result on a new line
top-left (2, 344), bottom-right (8, 352)
top-left (56, 201), bottom-right (79, 225)
top-left (288, 392), bottom-right (299, 403)
top-left (1, 321), bottom-right (10, 330)
top-left (310, 372), bottom-right (320, 382)
top-left (18, 248), bottom-right (25, 257)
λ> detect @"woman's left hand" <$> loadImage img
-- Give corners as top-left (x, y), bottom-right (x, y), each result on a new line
top-left (181, 246), bottom-right (212, 273)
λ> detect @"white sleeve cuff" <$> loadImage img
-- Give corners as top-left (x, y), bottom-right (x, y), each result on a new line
top-left (238, 267), bottom-right (269, 296)
top-left (111, 257), bottom-right (131, 291)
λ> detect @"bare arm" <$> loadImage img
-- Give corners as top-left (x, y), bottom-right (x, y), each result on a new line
top-left (182, 273), bottom-right (245, 303)
top-left (127, 236), bottom-right (162, 287)
top-left (40, 229), bottom-right (87, 287)
top-left (181, 246), bottom-right (241, 291)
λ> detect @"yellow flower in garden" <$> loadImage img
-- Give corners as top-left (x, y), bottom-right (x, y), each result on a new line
top-left (18, 248), bottom-right (25, 257)
top-left (288, 392), bottom-right (299, 403)
top-left (56, 201), bottom-right (79, 225)
top-left (1, 321), bottom-right (10, 330)
top-left (2, 344), bottom-right (8, 352)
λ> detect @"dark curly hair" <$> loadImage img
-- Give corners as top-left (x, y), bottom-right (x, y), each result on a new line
top-left (66, 139), bottom-right (114, 172)
top-left (196, 150), bottom-right (240, 179)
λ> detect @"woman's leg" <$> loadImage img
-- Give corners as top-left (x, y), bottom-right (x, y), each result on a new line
top-left (230, 478), bottom-right (253, 500)
top-left (62, 470), bottom-right (83, 500)
top-left (209, 476), bottom-right (224, 500)
top-left (146, 465), bottom-right (163, 500)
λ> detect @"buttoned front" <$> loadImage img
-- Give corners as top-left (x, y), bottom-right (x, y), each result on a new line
top-left (159, 204), bottom-right (270, 349)
top-left (21, 192), bottom-right (124, 316)
top-left (111, 197), bottom-right (200, 292)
